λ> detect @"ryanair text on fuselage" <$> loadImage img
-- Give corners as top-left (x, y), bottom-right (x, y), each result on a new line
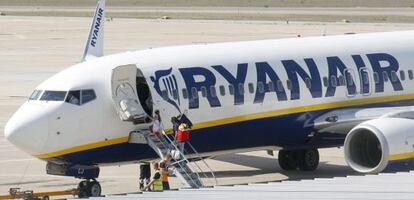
top-left (157, 53), bottom-right (402, 110)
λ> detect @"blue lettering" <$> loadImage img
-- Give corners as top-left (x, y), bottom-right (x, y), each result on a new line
top-left (282, 59), bottom-right (322, 100)
top-left (367, 53), bottom-right (403, 92)
top-left (90, 8), bottom-right (104, 48)
top-left (325, 56), bottom-right (356, 97)
top-left (212, 64), bottom-right (248, 105)
top-left (179, 67), bottom-right (221, 109)
top-left (254, 62), bottom-right (287, 104)
top-left (352, 55), bottom-right (370, 94)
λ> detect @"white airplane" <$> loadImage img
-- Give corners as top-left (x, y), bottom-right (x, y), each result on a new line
top-left (5, 0), bottom-right (414, 197)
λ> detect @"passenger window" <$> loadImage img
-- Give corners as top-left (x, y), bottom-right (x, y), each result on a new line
top-left (219, 85), bottom-right (226, 96)
top-left (210, 86), bottom-right (217, 98)
top-left (40, 91), bottom-right (67, 101)
top-left (359, 69), bottom-right (369, 85)
top-left (363, 72), bottom-right (369, 84)
top-left (305, 78), bottom-right (311, 89)
top-left (276, 80), bottom-right (283, 92)
top-left (257, 82), bottom-right (264, 93)
top-left (400, 70), bottom-right (406, 81)
top-left (373, 72), bottom-right (379, 84)
top-left (409, 70), bottom-right (414, 80)
top-left (81, 89), bottom-right (96, 104)
top-left (229, 85), bottom-right (235, 95)
top-left (191, 87), bottom-right (198, 99)
top-left (391, 71), bottom-right (398, 82)
top-left (382, 71), bottom-right (389, 82)
top-left (161, 90), bottom-right (168, 100)
top-left (323, 77), bottom-right (328, 87)
top-left (172, 89), bottom-right (179, 100)
top-left (286, 80), bottom-right (292, 90)
top-left (248, 83), bottom-right (254, 94)
top-left (238, 84), bottom-right (245, 94)
top-left (345, 71), bottom-right (354, 86)
top-left (268, 82), bottom-right (275, 92)
top-left (29, 90), bottom-right (43, 100)
top-left (182, 88), bottom-right (188, 99)
top-left (201, 86), bottom-right (207, 97)
top-left (330, 76), bottom-right (337, 87)
top-left (338, 75), bottom-right (345, 86)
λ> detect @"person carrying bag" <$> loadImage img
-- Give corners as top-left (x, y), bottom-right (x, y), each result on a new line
top-left (175, 123), bottom-right (190, 154)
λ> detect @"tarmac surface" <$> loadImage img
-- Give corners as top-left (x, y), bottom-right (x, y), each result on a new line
top-left (1, 15), bottom-right (414, 196)
top-left (1, 7), bottom-right (414, 22)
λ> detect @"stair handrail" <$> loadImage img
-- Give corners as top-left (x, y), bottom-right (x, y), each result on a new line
top-left (161, 131), bottom-right (217, 187)
top-left (177, 142), bottom-right (215, 186)
top-left (159, 133), bottom-right (204, 187)
top-left (185, 141), bottom-right (218, 185)
top-left (143, 130), bottom-right (202, 188)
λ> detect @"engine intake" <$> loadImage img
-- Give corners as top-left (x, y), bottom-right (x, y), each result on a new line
top-left (344, 118), bottom-right (414, 174)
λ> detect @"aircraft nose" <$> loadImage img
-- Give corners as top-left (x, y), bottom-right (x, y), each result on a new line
top-left (4, 103), bottom-right (49, 155)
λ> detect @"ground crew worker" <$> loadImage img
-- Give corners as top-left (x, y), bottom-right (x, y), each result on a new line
top-left (159, 154), bottom-right (173, 190)
top-left (143, 162), bottom-right (163, 192)
top-left (139, 161), bottom-right (151, 190)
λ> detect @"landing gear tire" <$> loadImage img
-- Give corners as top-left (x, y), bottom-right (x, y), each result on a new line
top-left (278, 150), bottom-right (297, 170)
top-left (41, 196), bottom-right (50, 200)
top-left (88, 181), bottom-right (102, 197)
top-left (78, 180), bottom-right (102, 198)
top-left (78, 181), bottom-right (89, 198)
top-left (297, 148), bottom-right (319, 171)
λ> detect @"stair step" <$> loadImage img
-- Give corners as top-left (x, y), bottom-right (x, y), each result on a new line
top-left (135, 129), bottom-right (211, 189)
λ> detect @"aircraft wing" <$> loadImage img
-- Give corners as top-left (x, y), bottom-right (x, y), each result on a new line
top-left (313, 106), bottom-right (414, 135)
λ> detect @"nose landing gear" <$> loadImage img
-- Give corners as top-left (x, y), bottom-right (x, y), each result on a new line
top-left (77, 179), bottom-right (102, 198)
top-left (278, 148), bottom-right (319, 171)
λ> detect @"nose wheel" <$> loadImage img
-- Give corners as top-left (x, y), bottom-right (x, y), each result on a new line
top-left (278, 149), bottom-right (319, 171)
top-left (78, 179), bottom-right (102, 198)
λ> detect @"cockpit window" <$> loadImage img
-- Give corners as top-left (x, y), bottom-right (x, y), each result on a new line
top-left (81, 90), bottom-right (96, 104)
top-left (40, 91), bottom-right (67, 101)
top-left (29, 90), bottom-right (43, 100)
top-left (65, 90), bottom-right (81, 105)
top-left (64, 89), bottom-right (96, 105)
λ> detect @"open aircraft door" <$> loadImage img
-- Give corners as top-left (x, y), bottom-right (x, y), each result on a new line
top-left (111, 64), bottom-right (148, 123)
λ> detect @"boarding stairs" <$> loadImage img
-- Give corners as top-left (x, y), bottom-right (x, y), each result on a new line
top-left (129, 128), bottom-right (217, 188)
top-left (110, 64), bottom-right (217, 189)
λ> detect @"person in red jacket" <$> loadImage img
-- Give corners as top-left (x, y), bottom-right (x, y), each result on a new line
top-left (175, 123), bottom-right (190, 153)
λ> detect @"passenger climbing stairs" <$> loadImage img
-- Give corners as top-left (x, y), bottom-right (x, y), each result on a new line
top-left (129, 128), bottom-right (217, 188)
top-left (111, 64), bottom-right (216, 189)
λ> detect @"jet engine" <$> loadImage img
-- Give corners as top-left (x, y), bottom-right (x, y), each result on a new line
top-left (344, 117), bottom-right (414, 174)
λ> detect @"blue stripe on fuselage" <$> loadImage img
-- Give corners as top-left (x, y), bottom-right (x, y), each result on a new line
top-left (45, 98), bottom-right (414, 166)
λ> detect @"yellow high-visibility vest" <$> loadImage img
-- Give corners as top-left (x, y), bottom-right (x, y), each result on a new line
top-left (153, 171), bottom-right (163, 192)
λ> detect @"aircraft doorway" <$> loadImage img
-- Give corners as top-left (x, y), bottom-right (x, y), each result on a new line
top-left (136, 69), bottom-right (153, 117)
top-left (111, 64), bottom-right (152, 123)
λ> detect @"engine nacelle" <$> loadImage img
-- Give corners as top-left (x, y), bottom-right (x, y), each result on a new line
top-left (344, 118), bottom-right (414, 174)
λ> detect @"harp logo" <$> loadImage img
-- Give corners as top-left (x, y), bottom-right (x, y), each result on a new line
top-left (150, 68), bottom-right (181, 112)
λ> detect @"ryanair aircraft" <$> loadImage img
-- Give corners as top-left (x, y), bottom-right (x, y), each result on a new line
top-left (5, 0), bottom-right (414, 197)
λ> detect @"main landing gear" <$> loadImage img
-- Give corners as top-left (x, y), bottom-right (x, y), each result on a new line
top-left (77, 179), bottom-right (102, 198)
top-left (278, 148), bottom-right (319, 171)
